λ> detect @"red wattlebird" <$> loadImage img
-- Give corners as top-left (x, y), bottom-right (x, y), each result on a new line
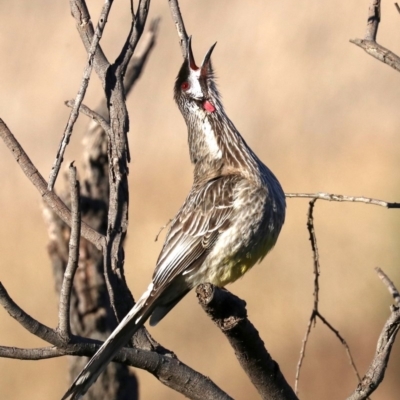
top-left (62, 38), bottom-right (285, 399)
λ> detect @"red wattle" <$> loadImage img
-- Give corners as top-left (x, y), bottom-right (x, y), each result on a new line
top-left (203, 100), bottom-right (216, 113)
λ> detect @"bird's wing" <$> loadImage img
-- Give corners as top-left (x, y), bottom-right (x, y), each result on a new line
top-left (152, 174), bottom-right (238, 291)
top-left (61, 175), bottom-right (239, 400)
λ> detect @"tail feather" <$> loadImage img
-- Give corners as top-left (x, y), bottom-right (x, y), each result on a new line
top-left (61, 284), bottom-right (154, 400)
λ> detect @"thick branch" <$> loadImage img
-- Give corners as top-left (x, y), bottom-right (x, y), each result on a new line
top-left (0, 119), bottom-right (105, 250)
top-left (0, 279), bottom-right (230, 399)
top-left (196, 284), bottom-right (298, 400)
top-left (0, 337), bottom-right (231, 400)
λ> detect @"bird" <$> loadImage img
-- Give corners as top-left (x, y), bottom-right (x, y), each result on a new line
top-left (62, 37), bottom-right (286, 399)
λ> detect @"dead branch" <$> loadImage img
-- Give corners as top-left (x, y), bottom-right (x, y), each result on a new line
top-left (64, 100), bottom-right (111, 132)
top-left (168, 0), bottom-right (189, 57)
top-left (0, 119), bottom-right (105, 250)
top-left (0, 279), bottom-right (231, 400)
top-left (196, 284), bottom-right (298, 400)
top-left (285, 192), bottom-right (400, 208)
top-left (57, 165), bottom-right (81, 338)
top-left (295, 200), bottom-right (362, 395)
top-left (48, 0), bottom-right (114, 190)
top-left (350, 0), bottom-right (400, 73)
top-left (346, 269), bottom-right (400, 400)
top-left (0, 283), bottom-right (63, 347)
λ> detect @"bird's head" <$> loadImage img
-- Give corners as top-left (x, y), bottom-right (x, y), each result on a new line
top-left (174, 37), bottom-right (220, 115)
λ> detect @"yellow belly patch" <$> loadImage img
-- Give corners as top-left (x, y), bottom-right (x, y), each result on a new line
top-left (211, 257), bottom-right (256, 287)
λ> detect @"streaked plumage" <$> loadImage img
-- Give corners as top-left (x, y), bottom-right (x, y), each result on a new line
top-left (62, 37), bottom-right (285, 400)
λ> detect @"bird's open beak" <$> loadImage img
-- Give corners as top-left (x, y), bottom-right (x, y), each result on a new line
top-left (186, 36), bottom-right (198, 70)
top-left (186, 37), bottom-right (217, 75)
top-left (201, 42), bottom-right (217, 70)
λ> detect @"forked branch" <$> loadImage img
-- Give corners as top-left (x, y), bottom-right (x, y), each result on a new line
top-left (347, 268), bottom-right (400, 400)
top-left (350, 0), bottom-right (400, 72)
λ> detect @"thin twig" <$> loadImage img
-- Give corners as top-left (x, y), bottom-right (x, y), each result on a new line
top-left (64, 100), bottom-right (110, 133)
top-left (307, 200), bottom-right (320, 310)
top-left (48, 0), bottom-right (114, 190)
top-left (58, 165), bottom-right (82, 338)
top-left (0, 119), bottom-right (105, 250)
top-left (123, 18), bottom-right (160, 95)
top-left (168, 0), bottom-right (189, 57)
top-left (317, 312), bottom-right (362, 383)
top-left (116, 0), bottom-right (151, 76)
top-left (295, 200), bottom-right (319, 394)
top-left (295, 200), bottom-right (363, 395)
top-left (285, 192), bottom-right (400, 208)
top-left (295, 310), bottom-right (314, 394)
top-left (346, 269), bottom-right (400, 400)
top-left (375, 267), bottom-right (400, 307)
top-left (155, 218), bottom-right (172, 242)
top-left (395, 3), bottom-right (400, 14)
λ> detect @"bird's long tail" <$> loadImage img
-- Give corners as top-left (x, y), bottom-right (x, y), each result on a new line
top-left (61, 284), bottom-right (154, 400)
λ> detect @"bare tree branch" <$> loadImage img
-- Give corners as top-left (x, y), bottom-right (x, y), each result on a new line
top-left (64, 100), bottom-right (111, 133)
top-left (0, 283), bottom-right (62, 346)
top-left (365, 0), bottom-right (380, 41)
top-left (376, 267), bottom-right (400, 307)
top-left (123, 18), bottom-right (160, 96)
top-left (346, 269), bottom-right (400, 400)
top-left (350, 0), bottom-right (400, 73)
top-left (349, 39), bottom-right (400, 72)
top-left (0, 346), bottom-right (67, 360)
top-left (0, 279), bottom-right (231, 399)
top-left (0, 119), bottom-right (105, 250)
top-left (168, 0), bottom-right (189, 57)
top-left (285, 192), bottom-right (400, 208)
top-left (116, 0), bottom-right (151, 76)
top-left (57, 165), bottom-right (82, 338)
top-left (295, 200), bottom-right (363, 395)
top-left (48, 0), bottom-right (114, 190)
top-left (100, 0), bottom-right (150, 324)
top-left (69, 0), bottom-right (110, 81)
top-left (196, 284), bottom-right (298, 400)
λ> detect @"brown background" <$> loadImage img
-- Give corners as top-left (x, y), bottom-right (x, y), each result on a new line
top-left (0, 1), bottom-right (399, 399)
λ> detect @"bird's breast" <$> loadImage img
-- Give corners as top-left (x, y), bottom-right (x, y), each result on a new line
top-left (190, 180), bottom-right (284, 288)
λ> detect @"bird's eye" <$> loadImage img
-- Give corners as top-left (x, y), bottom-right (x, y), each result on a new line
top-left (181, 81), bottom-right (190, 91)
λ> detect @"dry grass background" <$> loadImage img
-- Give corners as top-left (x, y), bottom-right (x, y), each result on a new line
top-left (0, 1), bottom-right (399, 399)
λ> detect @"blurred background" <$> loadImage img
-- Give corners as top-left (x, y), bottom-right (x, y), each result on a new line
top-left (0, 1), bottom-right (399, 399)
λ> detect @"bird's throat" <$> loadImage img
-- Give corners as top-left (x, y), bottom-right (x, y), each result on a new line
top-left (203, 100), bottom-right (216, 113)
